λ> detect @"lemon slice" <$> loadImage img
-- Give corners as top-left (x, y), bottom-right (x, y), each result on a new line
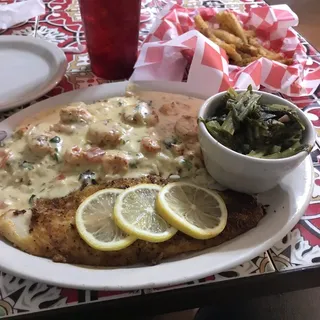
top-left (76, 188), bottom-right (136, 251)
top-left (156, 182), bottom-right (228, 240)
top-left (114, 184), bottom-right (177, 242)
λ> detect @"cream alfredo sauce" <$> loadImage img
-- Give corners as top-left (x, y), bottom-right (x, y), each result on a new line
top-left (0, 91), bottom-right (214, 215)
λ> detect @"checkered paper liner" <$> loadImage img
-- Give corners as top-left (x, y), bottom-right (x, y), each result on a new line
top-left (131, 1), bottom-right (320, 97)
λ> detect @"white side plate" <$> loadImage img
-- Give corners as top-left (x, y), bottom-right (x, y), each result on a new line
top-left (0, 81), bottom-right (314, 290)
top-left (0, 36), bottom-right (67, 111)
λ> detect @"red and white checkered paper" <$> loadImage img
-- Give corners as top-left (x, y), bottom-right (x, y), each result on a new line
top-left (131, 2), bottom-right (320, 97)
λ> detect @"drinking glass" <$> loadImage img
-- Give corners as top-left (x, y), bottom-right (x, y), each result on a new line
top-left (78, 0), bottom-right (142, 80)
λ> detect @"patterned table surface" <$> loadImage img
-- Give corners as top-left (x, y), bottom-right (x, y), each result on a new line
top-left (0, 0), bottom-right (319, 318)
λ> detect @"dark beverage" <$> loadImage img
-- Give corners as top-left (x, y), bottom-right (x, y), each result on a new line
top-left (79, 0), bottom-right (142, 80)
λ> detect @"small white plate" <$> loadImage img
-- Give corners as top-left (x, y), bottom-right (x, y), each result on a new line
top-left (0, 81), bottom-right (314, 290)
top-left (0, 36), bottom-right (67, 111)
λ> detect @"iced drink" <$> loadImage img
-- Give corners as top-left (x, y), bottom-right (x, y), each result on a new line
top-left (79, 0), bottom-right (142, 80)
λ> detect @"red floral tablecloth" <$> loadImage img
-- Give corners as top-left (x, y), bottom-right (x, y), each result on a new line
top-left (0, 0), bottom-right (319, 317)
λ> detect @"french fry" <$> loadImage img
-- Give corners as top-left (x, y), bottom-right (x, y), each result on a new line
top-left (239, 44), bottom-right (259, 56)
top-left (194, 15), bottom-right (211, 37)
top-left (212, 29), bottom-right (243, 46)
top-left (245, 29), bottom-right (256, 38)
top-left (212, 29), bottom-right (259, 57)
top-left (236, 55), bottom-right (262, 67)
top-left (212, 37), bottom-right (242, 62)
top-left (248, 36), bottom-right (260, 47)
top-left (238, 51), bottom-right (252, 59)
top-left (216, 11), bottom-right (248, 44)
top-left (194, 13), bottom-right (292, 67)
top-left (257, 46), bottom-right (283, 61)
top-left (195, 15), bottom-right (242, 62)
top-left (274, 58), bottom-right (294, 65)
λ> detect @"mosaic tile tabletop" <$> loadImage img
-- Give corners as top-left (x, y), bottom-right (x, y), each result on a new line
top-left (0, 0), bottom-right (319, 317)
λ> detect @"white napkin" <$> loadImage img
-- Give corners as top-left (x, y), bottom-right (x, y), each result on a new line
top-left (0, 0), bottom-right (45, 30)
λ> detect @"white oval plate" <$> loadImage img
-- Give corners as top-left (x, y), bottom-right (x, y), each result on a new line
top-left (0, 81), bottom-right (314, 290)
top-left (0, 36), bottom-right (67, 112)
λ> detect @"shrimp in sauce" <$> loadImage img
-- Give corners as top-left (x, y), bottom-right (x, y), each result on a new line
top-left (50, 123), bottom-right (76, 135)
top-left (26, 128), bottom-right (54, 156)
top-left (174, 115), bottom-right (198, 141)
top-left (60, 105), bottom-right (93, 124)
top-left (102, 153), bottom-right (129, 174)
top-left (122, 102), bottom-right (159, 127)
top-left (159, 101), bottom-right (191, 116)
top-left (87, 121), bottom-right (125, 146)
top-left (0, 91), bottom-right (208, 216)
top-left (64, 147), bottom-right (106, 165)
top-left (141, 137), bottom-right (161, 153)
top-left (0, 150), bottom-right (12, 168)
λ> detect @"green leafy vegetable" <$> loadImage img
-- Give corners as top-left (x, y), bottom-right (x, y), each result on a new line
top-left (49, 136), bottom-right (61, 143)
top-left (163, 136), bottom-right (178, 149)
top-left (200, 86), bottom-right (310, 159)
top-left (119, 139), bottom-right (127, 145)
top-left (29, 194), bottom-right (36, 206)
top-left (129, 162), bottom-right (138, 169)
top-left (182, 159), bottom-right (193, 170)
top-left (79, 170), bottom-right (97, 190)
top-left (79, 170), bottom-right (96, 182)
top-left (20, 161), bottom-right (34, 170)
top-left (52, 153), bottom-right (60, 162)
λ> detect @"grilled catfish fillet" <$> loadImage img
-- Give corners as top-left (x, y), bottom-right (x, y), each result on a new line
top-left (0, 176), bottom-right (265, 266)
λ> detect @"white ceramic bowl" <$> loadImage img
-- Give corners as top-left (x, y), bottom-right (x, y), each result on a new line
top-left (198, 90), bottom-right (316, 194)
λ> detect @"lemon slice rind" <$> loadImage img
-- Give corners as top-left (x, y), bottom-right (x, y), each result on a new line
top-left (76, 188), bottom-right (136, 251)
top-left (156, 182), bottom-right (228, 240)
top-left (113, 184), bottom-right (177, 243)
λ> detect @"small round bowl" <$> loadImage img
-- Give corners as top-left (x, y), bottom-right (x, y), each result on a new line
top-left (198, 90), bottom-right (316, 194)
